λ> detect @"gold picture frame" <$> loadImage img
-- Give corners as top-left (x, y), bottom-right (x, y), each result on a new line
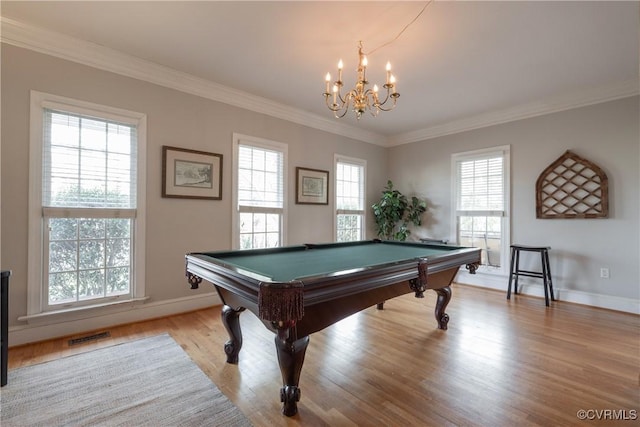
top-left (162, 146), bottom-right (222, 200)
top-left (295, 167), bottom-right (329, 205)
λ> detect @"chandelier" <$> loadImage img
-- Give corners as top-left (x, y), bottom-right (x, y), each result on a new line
top-left (323, 41), bottom-right (399, 119)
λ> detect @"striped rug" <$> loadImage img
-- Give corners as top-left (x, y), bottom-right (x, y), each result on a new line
top-left (0, 334), bottom-right (252, 426)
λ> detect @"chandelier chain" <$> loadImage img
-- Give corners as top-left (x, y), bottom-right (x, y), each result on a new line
top-left (366, 0), bottom-right (433, 56)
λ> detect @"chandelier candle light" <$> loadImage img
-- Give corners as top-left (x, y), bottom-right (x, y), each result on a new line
top-left (324, 41), bottom-right (399, 119)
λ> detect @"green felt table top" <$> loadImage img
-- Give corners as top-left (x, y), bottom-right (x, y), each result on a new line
top-left (206, 241), bottom-right (456, 283)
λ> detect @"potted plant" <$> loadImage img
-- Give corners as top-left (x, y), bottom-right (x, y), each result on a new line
top-left (371, 180), bottom-right (427, 241)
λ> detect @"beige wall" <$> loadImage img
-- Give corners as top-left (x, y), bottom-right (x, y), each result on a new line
top-left (389, 96), bottom-right (639, 304)
top-left (0, 45), bottom-right (388, 340)
top-left (2, 43), bottom-right (638, 344)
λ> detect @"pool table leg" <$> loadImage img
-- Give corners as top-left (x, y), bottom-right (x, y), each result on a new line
top-left (221, 305), bottom-right (245, 364)
top-left (274, 330), bottom-right (310, 417)
top-left (433, 286), bottom-right (452, 330)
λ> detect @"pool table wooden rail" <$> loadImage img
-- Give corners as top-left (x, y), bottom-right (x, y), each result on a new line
top-left (186, 243), bottom-right (480, 308)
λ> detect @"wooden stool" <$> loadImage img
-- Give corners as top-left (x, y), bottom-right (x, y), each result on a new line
top-left (507, 245), bottom-right (555, 306)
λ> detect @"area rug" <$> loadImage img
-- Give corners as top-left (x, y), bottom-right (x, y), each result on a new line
top-left (0, 334), bottom-right (252, 426)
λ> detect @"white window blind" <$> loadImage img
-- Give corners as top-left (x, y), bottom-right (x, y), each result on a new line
top-left (237, 144), bottom-right (284, 209)
top-left (457, 156), bottom-right (504, 214)
top-left (43, 109), bottom-right (137, 209)
top-left (336, 162), bottom-right (364, 211)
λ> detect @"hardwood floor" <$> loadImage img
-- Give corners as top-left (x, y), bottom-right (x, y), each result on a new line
top-left (8, 284), bottom-right (639, 426)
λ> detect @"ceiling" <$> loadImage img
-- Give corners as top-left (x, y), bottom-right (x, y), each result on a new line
top-left (1, 1), bottom-right (638, 145)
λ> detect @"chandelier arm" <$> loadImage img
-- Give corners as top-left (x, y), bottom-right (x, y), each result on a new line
top-left (325, 85), bottom-right (352, 112)
top-left (334, 93), bottom-right (351, 118)
top-left (365, 87), bottom-right (390, 109)
top-left (325, 97), bottom-right (341, 112)
top-left (336, 88), bottom-right (349, 105)
top-left (373, 95), bottom-right (399, 112)
top-left (376, 90), bottom-right (389, 107)
top-left (368, 95), bottom-right (379, 117)
top-left (331, 92), bottom-right (354, 117)
top-left (334, 107), bottom-right (350, 119)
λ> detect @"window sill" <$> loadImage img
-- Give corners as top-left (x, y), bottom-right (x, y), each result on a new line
top-left (18, 296), bottom-right (150, 323)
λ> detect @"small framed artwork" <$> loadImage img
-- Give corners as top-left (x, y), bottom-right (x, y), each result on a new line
top-left (162, 146), bottom-right (222, 200)
top-left (296, 167), bottom-right (329, 205)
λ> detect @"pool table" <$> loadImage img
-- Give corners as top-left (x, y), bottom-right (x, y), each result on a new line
top-left (185, 239), bottom-right (480, 416)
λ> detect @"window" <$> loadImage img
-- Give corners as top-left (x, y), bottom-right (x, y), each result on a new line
top-left (232, 134), bottom-right (287, 249)
top-left (335, 155), bottom-right (366, 242)
top-left (28, 91), bottom-right (146, 314)
top-left (452, 146), bottom-right (510, 272)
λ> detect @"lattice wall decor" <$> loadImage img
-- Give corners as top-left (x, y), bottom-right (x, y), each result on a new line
top-left (536, 150), bottom-right (608, 219)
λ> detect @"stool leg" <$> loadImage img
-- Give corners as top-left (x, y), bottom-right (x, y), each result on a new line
top-left (544, 250), bottom-right (555, 301)
top-left (541, 251), bottom-right (549, 306)
top-left (507, 246), bottom-right (515, 300)
top-left (513, 248), bottom-right (520, 295)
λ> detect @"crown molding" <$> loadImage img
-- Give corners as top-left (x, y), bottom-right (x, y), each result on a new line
top-left (0, 17), bottom-right (386, 146)
top-left (388, 79), bottom-right (639, 146)
top-left (2, 17), bottom-right (636, 149)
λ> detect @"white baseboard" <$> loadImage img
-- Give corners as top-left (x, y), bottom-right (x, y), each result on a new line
top-left (9, 292), bottom-right (222, 347)
top-left (9, 274), bottom-right (638, 347)
top-left (456, 271), bottom-right (640, 315)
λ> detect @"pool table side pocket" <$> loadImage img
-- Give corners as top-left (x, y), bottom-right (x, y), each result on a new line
top-left (258, 281), bottom-right (305, 323)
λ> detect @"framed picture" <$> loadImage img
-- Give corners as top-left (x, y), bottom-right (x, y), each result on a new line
top-left (162, 146), bottom-right (222, 200)
top-left (296, 167), bottom-right (329, 205)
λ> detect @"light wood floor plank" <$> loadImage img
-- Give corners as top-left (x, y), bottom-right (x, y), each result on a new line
top-left (7, 284), bottom-right (639, 426)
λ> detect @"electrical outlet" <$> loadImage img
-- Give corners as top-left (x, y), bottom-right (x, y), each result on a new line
top-left (600, 268), bottom-right (610, 279)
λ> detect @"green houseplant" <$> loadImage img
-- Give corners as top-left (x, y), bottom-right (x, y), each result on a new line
top-left (371, 180), bottom-right (427, 241)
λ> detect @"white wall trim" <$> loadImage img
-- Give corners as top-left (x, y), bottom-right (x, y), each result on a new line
top-left (9, 292), bottom-right (221, 347)
top-left (2, 17), bottom-right (637, 149)
top-left (388, 79), bottom-right (639, 146)
top-left (0, 17), bottom-right (384, 146)
top-left (456, 271), bottom-right (639, 315)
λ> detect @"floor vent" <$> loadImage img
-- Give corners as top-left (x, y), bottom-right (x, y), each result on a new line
top-left (68, 331), bottom-right (111, 346)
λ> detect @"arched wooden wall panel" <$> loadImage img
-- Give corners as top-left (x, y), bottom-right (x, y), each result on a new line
top-left (536, 150), bottom-right (608, 219)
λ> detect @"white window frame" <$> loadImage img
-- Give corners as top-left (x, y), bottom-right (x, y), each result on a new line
top-left (334, 155), bottom-right (367, 242)
top-left (27, 91), bottom-right (147, 316)
top-left (232, 133), bottom-right (288, 250)
top-left (451, 145), bottom-right (510, 274)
